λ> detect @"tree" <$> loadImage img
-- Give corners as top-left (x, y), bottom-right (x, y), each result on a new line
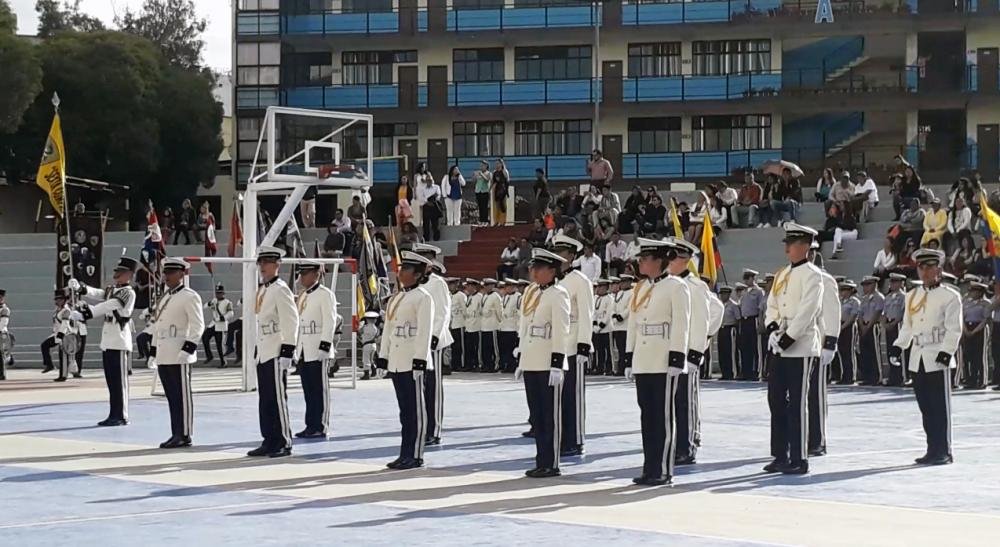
top-left (0, 0), bottom-right (16, 34)
top-left (35, 0), bottom-right (105, 37)
top-left (0, 1), bottom-right (43, 134)
top-left (116, 0), bottom-right (207, 70)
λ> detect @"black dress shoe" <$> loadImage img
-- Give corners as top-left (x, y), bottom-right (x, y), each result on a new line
top-left (395, 458), bottom-right (423, 470)
top-left (386, 457), bottom-right (405, 469)
top-left (73, 372), bottom-right (82, 378)
top-left (525, 467), bottom-right (560, 478)
top-left (247, 445), bottom-right (271, 457)
top-left (560, 445), bottom-right (584, 457)
top-left (674, 454), bottom-right (697, 466)
top-left (763, 459), bottom-right (788, 473)
top-left (521, 429), bottom-right (535, 438)
top-left (780, 461), bottom-right (809, 475)
top-left (808, 447), bottom-right (827, 457)
top-left (54, 377), bottom-right (67, 382)
top-left (633, 475), bottom-right (672, 486)
top-left (42, 366), bottom-right (54, 373)
top-left (914, 453), bottom-right (932, 464)
top-left (992, 385), bottom-right (1000, 391)
top-left (967, 384), bottom-right (986, 390)
top-left (267, 446), bottom-right (292, 458)
top-left (159, 436), bottom-right (192, 449)
top-left (218, 362), bottom-right (227, 369)
top-left (424, 436), bottom-right (441, 446)
top-left (97, 418), bottom-right (128, 427)
top-left (926, 454), bottom-right (953, 465)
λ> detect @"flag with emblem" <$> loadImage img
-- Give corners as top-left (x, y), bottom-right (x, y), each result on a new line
top-left (979, 193), bottom-right (1000, 281)
top-left (699, 213), bottom-right (722, 285)
top-left (36, 113), bottom-right (67, 216)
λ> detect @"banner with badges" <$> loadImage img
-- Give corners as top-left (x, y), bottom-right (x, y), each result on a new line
top-left (56, 215), bottom-right (104, 289)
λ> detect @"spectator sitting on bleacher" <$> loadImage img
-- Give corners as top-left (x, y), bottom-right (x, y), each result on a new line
top-left (734, 171), bottom-right (762, 228)
top-left (322, 223), bottom-right (345, 258)
top-left (895, 238), bottom-right (918, 277)
top-left (771, 167), bottom-right (803, 225)
top-left (636, 193), bottom-right (667, 236)
top-left (921, 198), bottom-right (947, 246)
top-left (949, 233), bottom-right (980, 278)
top-left (716, 180), bottom-right (738, 228)
top-left (894, 198), bottom-right (925, 252)
top-left (829, 172), bottom-right (855, 207)
top-left (582, 184), bottom-right (603, 210)
top-left (398, 221), bottom-right (423, 245)
top-left (946, 196), bottom-right (972, 254)
top-left (604, 231), bottom-right (628, 276)
top-left (873, 237), bottom-right (896, 280)
top-left (599, 186), bottom-right (622, 225)
top-left (756, 174), bottom-right (777, 227)
top-left (618, 186), bottom-right (645, 233)
top-left (852, 171), bottom-right (878, 220)
top-left (528, 218), bottom-right (548, 247)
top-left (497, 238), bottom-right (519, 279)
top-left (557, 185), bottom-right (583, 219)
top-left (574, 244), bottom-right (602, 281)
top-left (829, 201), bottom-right (859, 259)
top-left (948, 176), bottom-right (980, 210)
top-left (816, 168), bottom-right (835, 203)
top-left (688, 192), bottom-right (727, 243)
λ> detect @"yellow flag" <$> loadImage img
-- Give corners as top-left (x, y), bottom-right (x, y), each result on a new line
top-left (700, 213), bottom-right (718, 285)
top-left (979, 193), bottom-right (1000, 257)
top-left (36, 113), bottom-right (67, 217)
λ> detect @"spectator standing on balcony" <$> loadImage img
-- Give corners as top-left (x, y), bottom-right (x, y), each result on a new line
top-left (873, 238), bottom-right (897, 280)
top-left (717, 181), bottom-right (738, 228)
top-left (491, 159), bottom-right (510, 226)
top-left (416, 173), bottom-right (443, 242)
top-left (174, 198), bottom-right (195, 245)
top-left (441, 164), bottom-right (466, 227)
top-left (604, 232), bottom-right (628, 276)
top-left (587, 149), bottom-right (614, 189)
top-left (735, 171), bottom-right (762, 228)
top-left (412, 162), bottom-right (434, 229)
top-left (945, 196), bottom-right (972, 254)
top-left (299, 185), bottom-right (318, 229)
top-left (574, 244), bottom-right (602, 282)
top-left (533, 169), bottom-right (551, 220)
top-left (922, 198), bottom-right (948, 247)
top-left (498, 238), bottom-right (519, 279)
top-left (816, 168), bottom-right (835, 203)
top-left (473, 160), bottom-right (492, 226)
top-left (394, 176), bottom-right (415, 227)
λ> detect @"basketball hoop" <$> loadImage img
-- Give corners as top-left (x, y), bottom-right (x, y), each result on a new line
top-left (318, 163), bottom-right (367, 181)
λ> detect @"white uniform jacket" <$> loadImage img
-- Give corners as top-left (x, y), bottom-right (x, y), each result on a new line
top-left (450, 290), bottom-right (467, 330)
top-left (681, 272), bottom-right (712, 360)
top-left (480, 291), bottom-right (503, 332)
top-left (81, 284), bottom-right (136, 351)
top-left (816, 271), bottom-right (841, 351)
top-left (206, 297), bottom-right (234, 331)
top-left (150, 285), bottom-right (205, 365)
top-left (593, 294), bottom-right (613, 334)
top-left (379, 286), bottom-right (434, 373)
top-left (424, 273), bottom-right (453, 348)
top-left (707, 290), bottom-right (724, 337)
top-left (296, 282), bottom-right (336, 362)
top-left (0, 304), bottom-right (9, 332)
top-left (464, 292), bottom-right (483, 332)
top-left (893, 284), bottom-right (962, 372)
top-left (255, 277), bottom-right (299, 363)
top-left (612, 289), bottom-right (631, 332)
top-left (560, 269), bottom-right (595, 352)
top-left (626, 274), bottom-right (691, 374)
top-left (516, 282), bottom-right (571, 372)
top-left (764, 260), bottom-right (825, 358)
top-left (500, 293), bottom-right (520, 332)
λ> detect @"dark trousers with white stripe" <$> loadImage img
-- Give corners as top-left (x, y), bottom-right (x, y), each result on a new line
top-left (256, 359), bottom-right (292, 450)
top-left (808, 359), bottom-right (827, 453)
top-left (497, 331), bottom-right (517, 372)
top-left (593, 333), bottom-right (612, 375)
top-left (718, 326), bottom-right (739, 380)
top-left (202, 327), bottom-right (225, 362)
top-left (885, 323), bottom-right (907, 386)
top-left (759, 332), bottom-right (770, 379)
top-left (524, 371), bottom-right (562, 469)
top-left (449, 328), bottom-right (463, 372)
top-left (612, 331), bottom-right (627, 374)
top-left (41, 335), bottom-right (63, 372)
top-left (392, 370), bottom-right (426, 461)
top-left (299, 360), bottom-right (329, 433)
top-left (700, 342), bottom-right (713, 380)
top-left (561, 355), bottom-right (586, 449)
top-left (157, 364), bottom-right (193, 438)
top-left (636, 373), bottom-right (678, 480)
top-left (674, 372), bottom-right (699, 459)
top-left (961, 324), bottom-right (989, 388)
top-left (834, 325), bottom-right (857, 383)
top-left (991, 322), bottom-right (1000, 386)
top-left (768, 357), bottom-right (810, 465)
top-left (913, 365), bottom-right (952, 458)
top-left (738, 317), bottom-right (758, 380)
top-left (480, 331), bottom-right (497, 372)
top-left (463, 331), bottom-right (479, 371)
top-left (102, 350), bottom-right (130, 421)
top-left (424, 351), bottom-right (444, 439)
top-left (858, 324), bottom-right (882, 385)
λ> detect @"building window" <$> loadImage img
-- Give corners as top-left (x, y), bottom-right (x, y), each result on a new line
top-left (239, 0), bottom-right (279, 11)
top-left (628, 117), bottom-right (681, 153)
top-left (454, 121), bottom-right (505, 157)
top-left (237, 42), bottom-right (280, 85)
top-left (453, 48), bottom-right (504, 82)
top-left (627, 42), bottom-right (681, 78)
top-left (236, 13), bottom-right (279, 34)
top-left (692, 114), bottom-right (771, 151)
top-left (342, 50), bottom-right (417, 84)
top-left (283, 52), bottom-right (333, 86)
top-left (692, 39), bottom-right (771, 76)
top-left (515, 46), bottom-right (592, 80)
top-left (341, 123), bottom-right (417, 159)
top-left (237, 117), bottom-right (263, 161)
top-left (515, 119), bottom-right (591, 155)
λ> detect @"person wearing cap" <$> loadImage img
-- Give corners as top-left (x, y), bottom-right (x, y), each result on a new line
top-left (611, 275), bottom-right (633, 375)
top-left (889, 248), bottom-right (962, 465)
top-left (515, 248), bottom-right (572, 478)
top-left (148, 258), bottom-right (205, 448)
top-left (359, 311), bottom-right (381, 380)
top-left (883, 273), bottom-right (908, 387)
top-left (498, 280), bottom-right (521, 373)
top-left (409, 243), bottom-right (453, 445)
top-left (449, 278), bottom-right (467, 374)
top-left (738, 269), bottom-right (764, 381)
top-left (718, 286), bottom-right (741, 380)
top-left (41, 290), bottom-right (78, 382)
top-left (592, 279), bottom-right (614, 375)
top-left (462, 280), bottom-right (483, 371)
top-left (376, 251), bottom-right (435, 470)
top-left (67, 256), bottom-right (138, 426)
top-left (624, 238), bottom-right (691, 485)
top-left (960, 281), bottom-right (991, 390)
top-left (293, 261), bottom-right (337, 439)
top-left (247, 246), bottom-right (299, 458)
top-left (857, 276), bottom-right (885, 386)
top-left (550, 234), bottom-right (595, 457)
top-left (921, 198), bottom-right (947, 247)
top-left (202, 285), bottom-right (234, 368)
top-left (479, 279), bottom-right (502, 373)
top-left (834, 281), bottom-right (861, 385)
top-left (762, 223), bottom-right (825, 475)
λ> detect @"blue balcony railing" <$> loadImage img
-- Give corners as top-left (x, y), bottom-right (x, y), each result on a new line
top-left (447, 3), bottom-right (599, 31)
top-left (283, 11), bottom-right (399, 34)
top-left (623, 0), bottom-right (781, 25)
top-left (624, 72), bottom-right (781, 101)
top-left (283, 85), bottom-right (399, 109)
top-left (419, 79), bottom-right (600, 106)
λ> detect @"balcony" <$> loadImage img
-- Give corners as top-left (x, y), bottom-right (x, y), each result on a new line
top-left (622, 0), bottom-right (782, 25)
top-left (283, 10), bottom-right (401, 34)
top-left (624, 72), bottom-right (782, 101)
top-left (446, 3), bottom-right (599, 31)
top-left (964, 65), bottom-right (1000, 93)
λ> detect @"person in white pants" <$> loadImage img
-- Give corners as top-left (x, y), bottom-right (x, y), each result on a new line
top-left (441, 165), bottom-right (466, 226)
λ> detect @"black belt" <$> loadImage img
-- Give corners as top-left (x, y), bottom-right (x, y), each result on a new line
top-left (741, 315), bottom-right (757, 319)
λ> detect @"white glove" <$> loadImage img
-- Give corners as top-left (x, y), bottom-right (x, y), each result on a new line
top-left (820, 349), bottom-right (836, 366)
top-left (767, 331), bottom-right (783, 355)
top-left (67, 278), bottom-right (80, 291)
top-left (513, 367), bottom-right (523, 381)
top-left (889, 355), bottom-right (901, 367)
top-left (576, 354), bottom-right (590, 369)
top-left (376, 368), bottom-right (388, 379)
top-left (624, 367), bottom-right (633, 380)
top-left (68, 310), bottom-right (84, 322)
top-left (147, 357), bottom-right (157, 369)
top-left (318, 349), bottom-right (330, 362)
top-left (667, 366), bottom-right (683, 377)
top-left (278, 356), bottom-right (294, 369)
top-left (512, 347), bottom-right (521, 359)
top-left (548, 368), bottom-right (564, 386)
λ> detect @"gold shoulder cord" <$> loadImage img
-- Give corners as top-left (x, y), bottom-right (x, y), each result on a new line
top-left (255, 285), bottom-right (266, 313)
top-left (771, 266), bottom-right (792, 296)
top-left (630, 278), bottom-right (653, 312)
top-left (521, 283), bottom-right (541, 316)
top-left (296, 291), bottom-right (309, 313)
top-left (907, 288), bottom-right (927, 315)
top-left (386, 292), bottom-right (404, 321)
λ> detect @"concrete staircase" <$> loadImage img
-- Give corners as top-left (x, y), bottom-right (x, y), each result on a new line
top-left (826, 129), bottom-right (872, 158)
top-left (443, 225), bottom-right (530, 279)
top-left (825, 55), bottom-right (870, 83)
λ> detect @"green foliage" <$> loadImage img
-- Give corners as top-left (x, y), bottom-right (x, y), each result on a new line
top-left (0, 32), bottom-right (43, 133)
top-left (35, 0), bottom-right (105, 37)
top-left (116, 0), bottom-right (207, 70)
top-left (0, 0), bottom-right (17, 34)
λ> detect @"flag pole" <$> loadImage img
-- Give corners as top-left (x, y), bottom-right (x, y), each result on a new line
top-left (53, 92), bottom-right (74, 284)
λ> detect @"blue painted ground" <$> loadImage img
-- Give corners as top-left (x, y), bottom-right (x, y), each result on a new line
top-left (2, 372), bottom-right (1000, 545)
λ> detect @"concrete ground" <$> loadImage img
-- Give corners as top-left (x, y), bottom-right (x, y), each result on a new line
top-left (2, 367), bottom-right (999, 546)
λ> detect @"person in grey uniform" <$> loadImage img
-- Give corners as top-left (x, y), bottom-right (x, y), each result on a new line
top-left (738, 269), bottom-right (764, 380)
top-left (758, 274), bottom-right (774, 380)
top-left (883, 273), bottom-right (908, 386)
top-left (961, 282), bottom-right (991, 390)
top-left (834, 281), bottom-right (861, 385)
top-left (857, 276), bottom-right (885, 386)
top-left (717, 285), bottom-right (741, 380)
top-left (992, 287), bottom-right (1000, 390)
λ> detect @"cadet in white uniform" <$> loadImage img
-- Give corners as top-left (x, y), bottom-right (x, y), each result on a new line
top-left (550, 234), bottom-right (594, 457)
top-left (50, 291), bottom-right (85, 382)
top-left (448, 278), bottom-right (466, 373)
top-left (376, 251), bottom-right (435, 470)
top-left (498, 280), bottom-right (521, 372)
top-left (890, 248), bottom-right (962, 465)
top-left (480, 278), bottom-right (502, 372)
top-left (294, 260), bottom-right (336, 438)
top-left (702, 284), bottom-right (724, 381)
top-left (70, 256), bottom-right (138, 426)
top-left (763, 223), bottom-right (824, 475)
top-left (0, 289), bottom-right (10, 379)
top-left (592, 279), bottom-right (614, 375)
top-left (625, 238), bottom-right (691, 486)
top-left (148, 258), bottom-right (205, 448)
top-left (809, 240), bottom-right (840, 457)
top-left (202, 284), bottom-right (234, 368)
top-left (515, 248), bottom-right (571, 478)
top-left (611, 275), bottom-right (633, 375)
top-left (409, 243), bottom-right (452, 445)
top-left (248, 246), bottom-right (299, 458)
top-left (463, 279), bottom-right (482, 371)
top-left (359, 311), bottom-right (380, 379)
